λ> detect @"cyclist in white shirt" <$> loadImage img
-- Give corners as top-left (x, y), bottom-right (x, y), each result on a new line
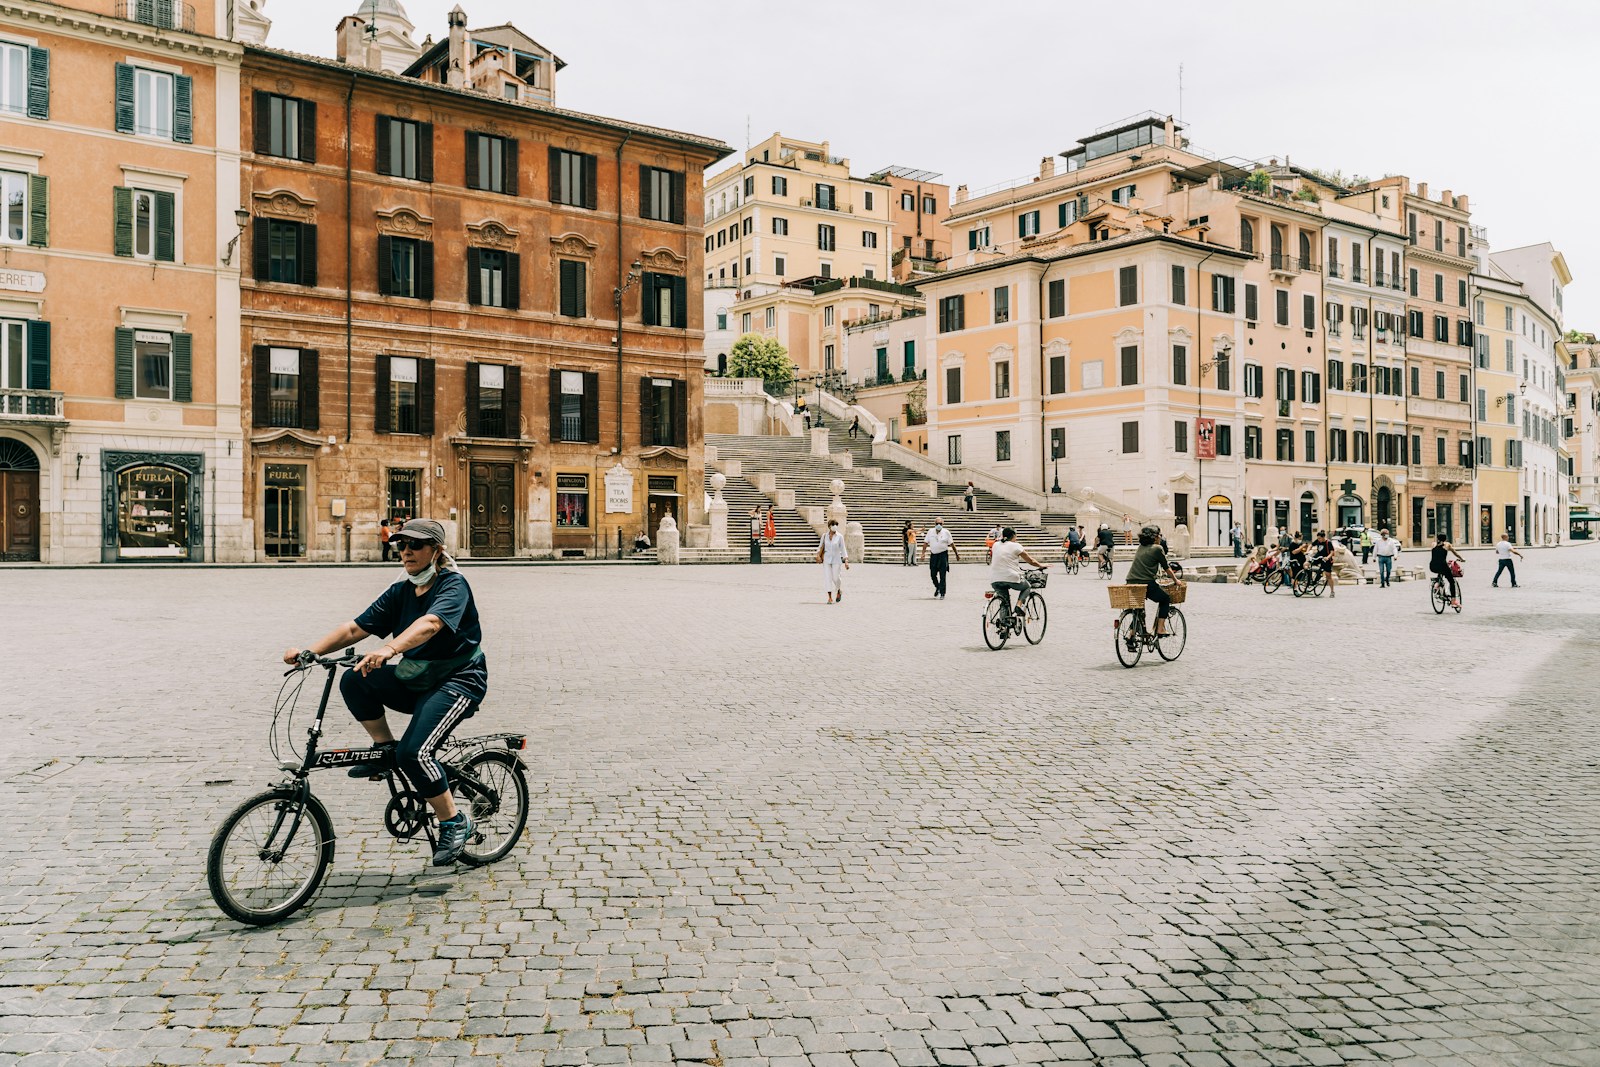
top-left (988, 527), bottom-right (1045, 623)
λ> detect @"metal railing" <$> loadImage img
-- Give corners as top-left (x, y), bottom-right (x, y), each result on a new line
top-left (0, 388), bottom-right (65, 420)
top-left (117, 0), bottom-right (196, 32)
top-left (1269, 253), bottom-right (1318, 274)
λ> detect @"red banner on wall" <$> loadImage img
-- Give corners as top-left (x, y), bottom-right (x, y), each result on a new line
top-left (1196, 417), bottom-right (1217, 460)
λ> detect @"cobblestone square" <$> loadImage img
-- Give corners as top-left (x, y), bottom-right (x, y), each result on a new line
top-left (2, 552), bottom-right (1598, 1066)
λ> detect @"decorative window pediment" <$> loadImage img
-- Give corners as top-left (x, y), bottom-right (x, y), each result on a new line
top-left (550, 232), bottom-right (598, 258)
top-left (467, 219), bottom-right (520, 249)
top-left (641, 247), bottom-right (687, 274)
top-left (253, 189), bottom-right (317, 222)
top-left (375, 207), bottom-right (434, 237)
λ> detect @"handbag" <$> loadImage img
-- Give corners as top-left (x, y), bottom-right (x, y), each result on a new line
top-left (1448, 560), bottom-right (1463, 578)
top-left (393, 644), bottom-right (483, 692)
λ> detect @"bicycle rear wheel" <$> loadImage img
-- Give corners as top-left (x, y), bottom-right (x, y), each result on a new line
top-left (1430, 580), bottom-right (1446, 614)
top-left (1291, 570), bottom-right (1308, 597)
top-left (455, 751), bottom-right (529, 866)
top-left (207, 788), bottom-right (334, 926)
top-left (1156, 608), bottom-right (1187, 661)
top-left (982, 598), bottom-right (1009, 650)
top-left (1023, 594), bottom-right (1048, 644)
top-left (1264, 571), bottom-right (1283, 594)
top-left (1115, 610), bottom-right (1144, 668)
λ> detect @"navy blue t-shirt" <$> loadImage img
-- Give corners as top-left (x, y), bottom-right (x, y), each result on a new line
top-left (356, 569), bottom-right (487, 698)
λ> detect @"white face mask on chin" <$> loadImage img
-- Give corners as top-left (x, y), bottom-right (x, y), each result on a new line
top-left (407, 559), bottom-right (437, 586)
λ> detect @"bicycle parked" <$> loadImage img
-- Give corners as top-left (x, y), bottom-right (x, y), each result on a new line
top-left (206, 650), bottom-right (530, 926)
top-left (1292, 565), bottom-right (1328, 598)
top-left (1110, 576), bottom-right (1187, 667)
top-left (982, 568), bottom-right (1048, 649)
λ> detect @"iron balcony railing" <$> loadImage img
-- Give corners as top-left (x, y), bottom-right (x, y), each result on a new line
top-left (117, 0), bottom-right (196, 32)
top-left (0, 387), bottom-right (65, 421)
top-left (1270, 253), bottom-right (1319, 274)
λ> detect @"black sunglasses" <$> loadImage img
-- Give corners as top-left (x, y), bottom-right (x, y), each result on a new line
top-left (393, 538), bottom-right (435, 552)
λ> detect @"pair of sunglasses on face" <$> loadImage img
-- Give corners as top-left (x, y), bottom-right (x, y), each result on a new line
top-left (393, 538), bottom-right (436, 552)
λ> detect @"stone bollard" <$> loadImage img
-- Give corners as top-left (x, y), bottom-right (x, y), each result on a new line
top-left (656, 513), bottom-right (680, 565)
top-left (1170, 522), bottom-right (1191, 558)
top-left (827, 478), bottom-right (847, 526)
top-left (845, 520), bottom-right (865, 564)
top-left (810, 425), bottom-right (830, 457)
top-left (708, 472), bottom-right (728, 550)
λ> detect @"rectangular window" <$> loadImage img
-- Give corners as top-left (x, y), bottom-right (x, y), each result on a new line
top-left (260, 218), bottom-right (316, 286)
top-left (901, 192), bottom-right (914, 210)
top-left (1111, 183), bottom-right (1136, 205)
top-left (255, 92), bottom-right (314, 162)
top-left (550, 148), bottom-right (597, 209)
top-left (774, 255), bottom-right (785, 277)
top-left (468, 132), bottom-right (515, 194)
top-left (995, 430), bottom-right (1011, 462)
top-left (378, 116), bottom-right (431, 181)
top-left (1505, 337), bottom-right (1514, 371)
top-left (968, 225), bottom-right (991, 249)
top-left (555, 473), bottom-right (589, 528)
top-left (1410, 365), bottom-right (1421, 396)
top-left (473, 363), bottom-right (507, 438)
top-left (1058, 199), bottom-right (1080, 228)
top-left (993, 360), bottom-right (1010, 399)
top-left (380, 236), bottom-right (431, 299)
top-left (947, 434), bottom-right (962, 465)
top-left (642, 272), bottom-right (688, 328)
top-left (643, 376), bottom-right (683, 447)
top-left (1119, 265), bottom-right (1138, 306)
top-left (1048, 354), bottom-right (1065, 394)
top-left (1215, 352), bottom-right (1231, 392)
top-left (771, 217), bottom-right (788, 235)
top-left (558, 259), bottom-right (587, 318)
top-left (814, 183), bottom-right (836, 211)
top-left (1409, 268), bottom-right (1418, 296)
top-left (1120, 345), bottom-right (1139, 386)
top-left (1171, 264), bottom-right (1186, 306)
top-left (993, 286), bottom-right (1009, 324)
top-left (135, 67), bottom-right (173, 139)
top-left (740, 312), bottom-right (751, 332)
top-left (1477, 387), bottom-right (1487, 421)
top-left (553, 369), bottom-right (595, 442)
top-left (1349, 362), bottom-right (1366, 392)
top-left (468, 247), bottom-right (517, 309)
top-left (1018, 210), bottom-right (1040, 238)
top-left (903, 340), bottom-right (916, 375)
top-left (0, 41), bottom-right (42, 118)
top-left (1437, 436), bottom-right (1447, 465)
top-left (1434, 274), bottom-right (1444, 303)
top-left (1244, 363), bottom-right (1263, 398)
top-left (1459, 373), bottom-right (1469, 403)
top-left (1275, 428), bottom-right (1293, 462)
top-left (1302, 293), bottom-right (1315, 330)
top-left (1172, 344), bottom-right (1187, 386)
top-left (1408, 309), bottom-right (1424, 337)
top-left (862, 230), bottom-right (878, 249)
top-left (1241, 281), bottom-right (1255, 320)
top-left (817, 224), bottom-right (835, 251)
top-left (1276, 367), bottom-right (1295, 402)
top-left (1245, 426), bottom-right (1262, 460)
top-left (1354, 431), bottom-right (1370, 464)
top-left (1305, 428), bottom-right (1316, 463)
top-left (938, 295), bottom-right (965, 333)
top-left (1329, 428), bottom-right (1345, 462)
top-left (944, 366), bottom-right (962, 404)
top-left (388, 355), bottom-right (419, 433)
top-left (1302, 370), bottom-right (1321, 404)
top-left (1327, 359), bottom-right (1344, 392)
top-left (1458, 279), bottom-right (1468, 307)
top-left (772, 176), bottom-right (787, 196)
top-left (1434, 315), bottom-right (1449, 342)
top-left (1217, 423), bottom-right (1233, 456)
top-left (134, 331), bottom-right (172, 400)
top-left (923, 195), bottom-right (936, 214)
top-left (1047, 278), bottom-right (1065, 318)
top-left (1275, 289), bottom-right (1289, 326)
top-left (1121, 420), bottom-right (1139, 454)
top-left (764, 307), bottom-right (775, 329)
top-left (1173, 420), bottom-right (1187, 453)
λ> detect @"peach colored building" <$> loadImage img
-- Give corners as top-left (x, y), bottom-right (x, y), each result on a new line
top-left (870, 165), bottom-right (951, 281)
top-left (0, 0), bottom-right (247, 562)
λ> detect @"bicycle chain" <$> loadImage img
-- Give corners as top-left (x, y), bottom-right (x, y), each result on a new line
top-left (383, 790), bottom-right (429, 840)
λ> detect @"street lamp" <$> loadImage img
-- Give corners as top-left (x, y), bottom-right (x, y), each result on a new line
top-left (1051, 438), bottom-right (1062, 493)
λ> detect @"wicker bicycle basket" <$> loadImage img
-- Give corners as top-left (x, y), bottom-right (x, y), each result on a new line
top-left (1024, 569), bottom-right (1048, 589)
top-left (1107, 581), bottom-right (1187, 609)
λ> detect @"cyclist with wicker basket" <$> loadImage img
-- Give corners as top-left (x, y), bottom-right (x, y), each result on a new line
top-left (989, 527), bottom-right (1047, 624)
top-left (1125, 524), bottom-right (1183, 636)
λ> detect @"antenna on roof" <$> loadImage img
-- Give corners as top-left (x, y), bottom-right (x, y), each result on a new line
top-left (746, 114), bottom-right (751, 152)
top-left (1178, 63), bottom-right (1184, 125)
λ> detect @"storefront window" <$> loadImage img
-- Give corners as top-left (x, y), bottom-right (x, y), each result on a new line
top-left (387, 468), bottom-right (419, 521)
top-left (555, 473), bottom-right (588, 528)
top-left (135, 332), bottom-right (173, 400)
top-left (117, 464), bottom-right (189, 558)
top-left (263, 464), bottom-right (305, 558)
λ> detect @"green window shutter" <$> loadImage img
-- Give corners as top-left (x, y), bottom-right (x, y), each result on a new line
top-left (251, 345), bottom-right (270, 427)
top-left (464, 132), bottom-right (480, 189)
top-left (639, 164), bottom-right (653, 220)
top-left (583, 153), bottom-right (597, 210)
top-left (374, 356), bottom-right (391, 433)
top-left (113, 187), bottom-right (134, 257)
top-left (114, 328), bottom-right (135, 398)
top-left (466, 247), bottom-right (481, 305)
top-left (252, 217), bottom-right (270, 279)
top-left (298, 99), bottom-right (316, 163)
top-left (504, 252), bottom-right (520, 311)
top-left (154, 191), bottom-right (176, 262)
top-left (298, 224), bottom-right (317, 287)
top-left (416, 122), bottom-right (434, 182)
top-left (503, 137), bottom-right (518, 197)
top-left (26, 321), bottom-right (50, 390)
top-left (416, 240), bottom-right (434, 300)
top-left (26, 47), bottom-right (48, 121)
top-left (173, 75), bottom-right (192, 144)
top-left (503, 365), bottom-right (520, 436)
top-left (172, 332), bottom-right (192, 403)
top-left (671, 171), bottom-right (685, 225)
top-left (582, 371), bottom-right (599, 442)
top-left (114, 64), bottom-right (134, 134)
top-left (465, 361), bottom-right (481, 436)
top-left (27, 174), bottom-right (47, 247)
top-left (673, 378), bottom-right (687, 447)
top-left (376, 234), bottom-right (393, 295)
top-left (375, 117), bottom-right (392, 176)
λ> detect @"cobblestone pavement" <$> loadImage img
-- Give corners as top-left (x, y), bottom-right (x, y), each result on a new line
top-left (3, 549), bottom-right (1599, 1067)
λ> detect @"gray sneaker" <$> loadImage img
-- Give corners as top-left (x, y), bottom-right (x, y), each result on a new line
top-left (432, 812), bottom-right (474, 865)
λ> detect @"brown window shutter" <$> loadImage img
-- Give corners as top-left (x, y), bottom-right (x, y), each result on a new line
top-left (674, 378), bottom-right (687, 448)
top-left (375, 116), bottom-right (392, 176)
top-left (299, 349), bottom-right (319, 432)
top-left (417, 241), bottom-right (434, 300)
top-left (583, 153), bottom-right (598, 210)
top-left (377, 234), bottom-right (393, 295)
top-left (251, 345), bottom-right (270, 427)
top-left (417, 358), bottom-right (435, 434)
top-left (417, 122), bottom-right (434, 182)
top-left (504, 252), bottom-right (520, 311)
top-left (639, 375), bottom-right (653, 444)
top-left (504, 366), bottom-right (521, 439)
top-left (465, 362), bottom-right (481, 436)
top-left (375, 355), bottom-right (391, 433)
top-left (503, 138), bottom-right (518, 196)
top-left (466, 246), bottom-right (481, 305)
top-left (252, 90), bottom-right (270, 154)
top-left (582, 370), bottom-right (600, 442)
top-left (547, 146), bottom-right (560, 202)
top-left (671, 171), bottom-right (685, 225)
top-left (548, 369), bottom-right (561, 439)
top-left (252, 217), bottom-right (270, 280)
top-left (640, 164), bottom-right (653, 219)
top-left (464, 132), bottom-right (480, 188)
top-left (299, 99), bottom-right (316, 163)
top-left (299, 224), bottom-right (317, 287)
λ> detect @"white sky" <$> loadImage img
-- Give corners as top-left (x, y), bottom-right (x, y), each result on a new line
top-left (271, 0), bottom-right (1600, 329)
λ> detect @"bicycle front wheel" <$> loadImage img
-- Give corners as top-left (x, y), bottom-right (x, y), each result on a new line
top-left (1115, 610), bottom-right (1143, 668)
top-left (1264, 571), bottom-right (1283, 594)
top-left (1023, 594), bottom-right (1048, 644)
top-left (982, 598), bottom-right (1009, 650)
top-left (1291, 571), bottom-right (1308, 597)
top-left (455, 751), bottom-right (529, 867)
top-left (1156, 608), bottom-right (1187, 661)
top-left (1431, 581), bottom-right (1447, 614)
top-left (207, 788), bottom-right (334, 926)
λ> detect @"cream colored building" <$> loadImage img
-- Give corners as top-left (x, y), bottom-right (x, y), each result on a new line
top-left (1565, 334), bottom-right (1599, 536)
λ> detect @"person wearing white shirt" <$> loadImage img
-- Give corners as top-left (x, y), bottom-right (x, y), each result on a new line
top-left (1371, 527), bottom-right (1401, 588)
top-left (817, 520), bottom-right (849, 603)
top-left (920, 519), bottom-right (959, 599)
top-left (988, 528), bottom-right (1045, 622)
top-left (1492, 532), bottom-right (1524, 588)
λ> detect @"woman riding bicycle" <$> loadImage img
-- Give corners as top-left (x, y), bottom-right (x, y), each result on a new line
top-left (1125, 524), bottom-right (1182, 636)
top-left (281, 518), bottom-right (487, 866)
top-left (1430, 532), bottom-right (1465, 610)
top-left (989, 527), bottom-right (1045, 621)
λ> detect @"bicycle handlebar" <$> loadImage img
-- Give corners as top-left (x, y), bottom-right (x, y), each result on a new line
top-left (285, 649), bottom-right (361, 675)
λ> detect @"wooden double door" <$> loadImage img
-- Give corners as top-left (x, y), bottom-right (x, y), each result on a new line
top-left (0, 470), bottom-right (39, 561)
top-left (468, 461), bottom-right (515, 557)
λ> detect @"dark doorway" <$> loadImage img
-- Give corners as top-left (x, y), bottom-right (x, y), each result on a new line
top-left (1251, 499), bottom-right (1268, 547)
top-left (1376, 486), bottom-right (1393, 531)
top-left (0, 438), bottom-right (40, 561)
top-left (1298, 492), bottom-right (1317, 539)
top-left (262, 464), bottom-right (306, 559)
top-left (469, 461), bottom-right (515, 557)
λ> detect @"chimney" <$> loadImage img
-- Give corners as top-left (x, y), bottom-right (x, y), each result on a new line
top-left (336, 15), bottom-right (365, 64)
top-left (1164, 115), bottom-right (1177, 145)
top-left (1039, 157), bottom-right (1055, 181)
top-left (1440, 188), bottom-right (1452, 206)
top-left (1417, 182), bottom-right (1428, 199)
top-left (447, 5), bottom-right (468, 89)
top-left (954, 184), bottom-right (967, 205)
top-left (1458, 193), bottom-right (1470, 213)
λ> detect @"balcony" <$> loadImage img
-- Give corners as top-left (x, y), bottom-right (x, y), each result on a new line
top-left (1351, 266), bottom-right (1364, 284)
top-left (1414, 464), bottom-right (1471, 488)
top-left (799, 197), bottom-right (853, 215)
top-left (1327, 264), bottom-right (1342, 279)
top-left (0, 388), bottom-right (64, 423)
top-left (117, 0), bottom-right (196, 32)
top-left (1269, 253), bottom-right (1317, 278)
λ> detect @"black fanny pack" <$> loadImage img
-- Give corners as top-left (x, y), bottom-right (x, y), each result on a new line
top-left (393, 644), bottom-right (483, 692)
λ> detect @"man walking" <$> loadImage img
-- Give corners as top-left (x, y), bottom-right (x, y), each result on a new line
top-left (1492, 531), bottom-right (1524, 588)
top-left (749, 507), bottom-right (763, 564)
top-left (1360, 527), bottom-right (1374, 565)
top-left (921, 518), bottom-right (958, 599)
top-left (1373, 527), bottom-right (1399, 588)
top-left (818, 519), bottom-right (849, 603)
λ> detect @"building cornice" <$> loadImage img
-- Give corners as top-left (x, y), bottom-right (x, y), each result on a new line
top-left (0, 0), bottom-right (244, 63)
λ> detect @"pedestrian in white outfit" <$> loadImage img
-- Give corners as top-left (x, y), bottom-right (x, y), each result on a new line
top-left (817, 520), bottom-right (849, 603)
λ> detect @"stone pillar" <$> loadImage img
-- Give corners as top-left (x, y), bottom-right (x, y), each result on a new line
top-left (708, 472), bottom-right (728, 550)
top-left (656, 513), bottom-right (680, 565)
top-left (810, 425), bottom-right (830, 456)
top-left (827, 478), bottom-right (847, 526)
top-left (845, 520), bottom-right (865, 564)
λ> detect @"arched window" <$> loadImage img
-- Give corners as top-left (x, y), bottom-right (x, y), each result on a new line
top-left (1240, 218), bottom-right (1254, 254)
top-left (1298, 231), bottom-right (1312, 270)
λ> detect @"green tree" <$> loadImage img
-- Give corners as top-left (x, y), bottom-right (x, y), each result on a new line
top-left (727, 333), bottom-right (794, 385)
top-left (1243, 169), bottom-right (1272, 195)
